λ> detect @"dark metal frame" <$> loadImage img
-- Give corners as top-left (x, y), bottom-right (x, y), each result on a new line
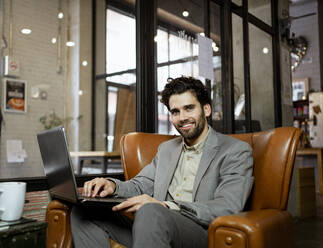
top-left (211, 0), bottom-right (281, 133)
top-left (98, 0), bottom-right (281, 136)
top-left (1, 0), bottom-right (283, 187)
top-left (135, 0), bottom-right (158, 132)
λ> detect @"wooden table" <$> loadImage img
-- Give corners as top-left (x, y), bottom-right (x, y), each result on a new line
top-left (70, 151), bottom-right (121, 174)
top-left (296, 147), bottom-right (323, 194)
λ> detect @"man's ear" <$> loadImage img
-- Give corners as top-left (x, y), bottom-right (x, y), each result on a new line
top-left (203, 104), bottom-right (211, 117)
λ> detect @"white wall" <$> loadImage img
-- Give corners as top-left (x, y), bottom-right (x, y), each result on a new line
top-left (0, 0), bottom-right (92, 178)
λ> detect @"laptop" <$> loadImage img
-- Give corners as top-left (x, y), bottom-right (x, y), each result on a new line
top-left (37, 126), bottom-right (126, 207)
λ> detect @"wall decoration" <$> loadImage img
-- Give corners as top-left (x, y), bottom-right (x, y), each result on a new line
top-left (290, 36), bottom-right (307, 71)
top-left (292, 78), bottom-right (309, 102)
top-left (3, 78), bottom-right (27, 113)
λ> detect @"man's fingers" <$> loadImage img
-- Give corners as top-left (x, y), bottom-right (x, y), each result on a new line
top-left (83, 181), bottom-right (94, 197)
top-left (92, 183), bottom-right (102, 197)
top-left (112, 199), bottom-right (133, 211)
top-left (124, 205), bottom-right (140, 213)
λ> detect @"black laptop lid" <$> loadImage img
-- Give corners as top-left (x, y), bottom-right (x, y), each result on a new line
top-left (37, 126), bottom-right (78, 203)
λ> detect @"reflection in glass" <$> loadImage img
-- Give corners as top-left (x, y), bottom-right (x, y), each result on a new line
top-left (232, 14), bottom-right (245, 124)
top-left (232, 0), bottom-right (242, 6)
top-left (157, 29), bottom-right (169, 64)
top-left (107, 87), bottom-right (118, 152)
top-left (106, 9), bottom-right (136, 80)
top-left (156, 28), bottom-right (200, 135)
top-left (249, 24), bottom-right (274, 131)
top-left (106, 8), bottom-right (136, 153)
top-left (156, 0), bottom-right (205, 135)
top-left (248, 0), bottom-right (272, 26)
top-left (210, 2), bottom-right (223, 132)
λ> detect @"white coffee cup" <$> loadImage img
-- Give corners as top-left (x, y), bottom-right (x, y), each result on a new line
top-left (0, 182), bottom-right (26, 222)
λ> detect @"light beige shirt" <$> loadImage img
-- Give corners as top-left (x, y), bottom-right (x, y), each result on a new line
top-left (164, 128), bottom-right (210, 210)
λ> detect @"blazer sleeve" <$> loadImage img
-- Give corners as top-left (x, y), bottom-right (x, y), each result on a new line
top-left (175, 142), bottom-right (254, 228)
top-left (108, 146), bottom-right (160, 198)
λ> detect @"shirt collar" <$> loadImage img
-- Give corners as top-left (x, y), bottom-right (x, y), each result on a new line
top-left (182, 126), bottom-right (210, 153)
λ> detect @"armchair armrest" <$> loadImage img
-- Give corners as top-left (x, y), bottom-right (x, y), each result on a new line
top-left (46, 199), bottom-right (73, 248)
top-left (208, 209), bottom-right (293, 248)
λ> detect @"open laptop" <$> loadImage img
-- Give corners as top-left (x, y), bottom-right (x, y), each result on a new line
top-left (37, 126), bottom-right (126, 207)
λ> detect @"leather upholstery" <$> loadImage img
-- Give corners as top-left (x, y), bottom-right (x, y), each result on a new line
top-left (45, 127), bottom-right (301, 248)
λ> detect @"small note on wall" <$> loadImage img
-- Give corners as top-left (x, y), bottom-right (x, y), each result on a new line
top-left (6, 140), bottom-right (27, 163)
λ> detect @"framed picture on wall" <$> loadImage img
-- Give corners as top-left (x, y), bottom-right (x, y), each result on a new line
top-left (292, 78), bottom-right (309, 101)
top-left (3, 78), bottom-right (27, 113)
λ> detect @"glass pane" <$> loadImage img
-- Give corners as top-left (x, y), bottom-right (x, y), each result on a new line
top-left (157, 29), bottom-right (169, 64)
top-left (249, 23), bottom-right (274, 131)
top-left (106, 9), bottom-right (136, 74)
top-left (210, 2), bottom-right (223, 133)
top-left (105, 7), bottom-right (136, 155)
top-left (232, 0), bottom-right (242, 6)
top-left (156, 0), bottom-right (204, 135)
top-left (232, 14), bottom-right (246, 133)
top-left (248, 0), bottom-right (272, 26)
top-left (157, 0), bottom-right (204, 33)
top-left (107, 87), bottom-right (118, 152)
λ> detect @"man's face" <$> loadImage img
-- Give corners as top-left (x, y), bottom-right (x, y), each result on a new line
top-left (169, 91), bottom-right (211, 146)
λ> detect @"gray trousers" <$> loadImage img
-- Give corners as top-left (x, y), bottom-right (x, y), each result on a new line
top-left (71, 203), bottom-right (208, 248)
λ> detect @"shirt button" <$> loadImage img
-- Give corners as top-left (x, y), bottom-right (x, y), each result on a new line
top-left (184, 177), bottom-right (187, 181)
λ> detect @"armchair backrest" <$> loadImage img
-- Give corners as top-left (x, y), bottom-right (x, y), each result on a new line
top-left (120, 127), bottom-right (301, 211)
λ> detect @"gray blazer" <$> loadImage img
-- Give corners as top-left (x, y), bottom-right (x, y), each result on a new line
top-left (112, 128), bottom-right (254, 227)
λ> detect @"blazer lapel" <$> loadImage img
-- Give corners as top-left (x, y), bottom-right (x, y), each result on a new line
top-left (192, 129), bottom-right (220, 199)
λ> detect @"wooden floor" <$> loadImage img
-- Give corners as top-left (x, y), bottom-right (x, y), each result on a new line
top-left (294, 194), bottom-right (323, 247)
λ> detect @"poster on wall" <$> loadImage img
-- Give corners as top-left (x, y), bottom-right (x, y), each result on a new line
top-left (3, 78), bottom-right (27, 113)
top-left (292, 78), bottom-right (309, 102)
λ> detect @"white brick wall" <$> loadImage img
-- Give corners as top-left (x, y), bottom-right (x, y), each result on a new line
top-left (0, 0), bottom-right (66, 178)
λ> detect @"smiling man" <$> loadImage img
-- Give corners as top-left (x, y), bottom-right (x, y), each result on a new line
top-left (71, 76), bottom-right (254, 248)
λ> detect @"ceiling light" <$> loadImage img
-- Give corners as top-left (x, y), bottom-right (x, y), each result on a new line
top-left (79, 90), bottom-right (83, 96)
top-left (21, 28), bottom-right (32, 35)
top-left (66, 41), bottom-right (75, 47)
top-left (212, 42), bottom-right (219, 52)
top-left (58, 12), bottom-right (64, 19)
top-left (262, 47), bottom-right (269, 54)
top-left (51, 38), bottom-right (57, 44)
top-left (182, 10), bottom-right (189, 17)
top-left (82, 60), bottom-right (88, 66)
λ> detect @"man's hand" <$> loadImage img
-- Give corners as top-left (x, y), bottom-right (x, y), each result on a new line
top-left (112, 194), bottom-right (168, 213)
top-left (83, 177), bottom-right (116, 198)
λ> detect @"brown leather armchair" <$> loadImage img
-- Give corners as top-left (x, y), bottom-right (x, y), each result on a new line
top-left (46, 127), bottom-right (301, 248)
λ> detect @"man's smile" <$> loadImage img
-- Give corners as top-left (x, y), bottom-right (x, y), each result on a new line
top-left (179, 122), bottom-right (195, 131)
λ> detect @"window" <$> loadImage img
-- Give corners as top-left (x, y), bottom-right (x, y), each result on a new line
top-left (103, 8), bottom-right (136, 152)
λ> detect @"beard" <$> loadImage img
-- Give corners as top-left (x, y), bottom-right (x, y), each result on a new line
top-left (174, 110), bottom-right (206, 142)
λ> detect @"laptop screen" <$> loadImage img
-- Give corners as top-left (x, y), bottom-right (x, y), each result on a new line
top-left (37, 126), bottom-right (79, 203)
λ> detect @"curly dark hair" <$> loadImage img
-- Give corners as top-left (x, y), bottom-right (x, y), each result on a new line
top-left (160, 76), bottom-right (211, 110)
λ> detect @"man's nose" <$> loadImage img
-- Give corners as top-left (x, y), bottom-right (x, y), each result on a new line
top-left (179, 111), bottom-right (188, 121)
